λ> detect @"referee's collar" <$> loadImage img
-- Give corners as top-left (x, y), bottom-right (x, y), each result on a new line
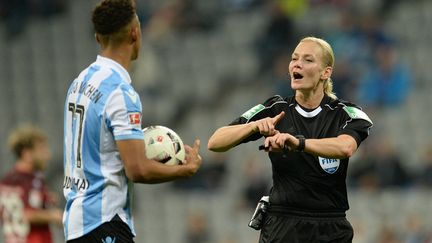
top-left (96, 55), bottom-right (132, 84)
top-left (293, 95), bottom-right (333, 118)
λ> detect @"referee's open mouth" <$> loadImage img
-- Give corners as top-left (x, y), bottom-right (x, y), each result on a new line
top-left (293, 72), bottom-right (303, 80)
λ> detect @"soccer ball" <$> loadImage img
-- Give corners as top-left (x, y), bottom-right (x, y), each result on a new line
top-left (142, 125), bottom-right (186, 165)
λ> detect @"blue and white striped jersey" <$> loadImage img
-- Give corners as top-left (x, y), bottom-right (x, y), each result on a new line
top-left (63, 55), bottom-right (143, 240)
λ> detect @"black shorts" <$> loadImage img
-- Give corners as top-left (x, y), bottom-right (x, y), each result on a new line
top-left (67, 215), bottom-right (135, 243)
top-left (259, 207), bottom-right (353, 243)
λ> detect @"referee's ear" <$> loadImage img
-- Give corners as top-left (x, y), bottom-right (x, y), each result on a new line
top-left (320, 66), bottom-right (332, 80)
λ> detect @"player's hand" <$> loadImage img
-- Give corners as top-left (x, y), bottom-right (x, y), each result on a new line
top-left (252, 111), bottom-right (285, 136)
top-left (263, 133), bottom-right (297, 152)
top-left (183, 139), bottom-right (202, 176)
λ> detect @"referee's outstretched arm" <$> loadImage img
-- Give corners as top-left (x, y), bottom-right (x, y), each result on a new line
top-left (208, 112), bottom-right (284, 152)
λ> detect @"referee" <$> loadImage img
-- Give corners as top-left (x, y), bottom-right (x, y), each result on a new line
top-left (208, 37), bottom-right (373, 243)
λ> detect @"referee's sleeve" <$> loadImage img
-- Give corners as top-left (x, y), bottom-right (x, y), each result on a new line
top-left (339, 117), bottom-right (372, 147)
top-left (229, 95), bottom-right (282, 143)
top-left (230, 95), bottom-right (283, 125)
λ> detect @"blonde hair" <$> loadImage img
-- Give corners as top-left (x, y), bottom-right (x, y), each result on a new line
top-left (8, 124), bottom-right (47, 159)
top-left (300, 37), bottom-right (337, 100)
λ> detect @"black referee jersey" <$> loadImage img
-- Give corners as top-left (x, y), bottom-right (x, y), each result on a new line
top-left (230, 95), bottom-right (373, 213)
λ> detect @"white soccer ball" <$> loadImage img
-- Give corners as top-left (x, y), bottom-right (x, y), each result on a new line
top-left (142, 125), bottom-right (186, 166)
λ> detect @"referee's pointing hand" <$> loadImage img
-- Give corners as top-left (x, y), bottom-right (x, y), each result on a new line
top-left (252, 111), bottom-right (285, 136)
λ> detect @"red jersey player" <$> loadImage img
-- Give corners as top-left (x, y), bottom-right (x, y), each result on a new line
top-left (0, 125), bottom-right (62, 243)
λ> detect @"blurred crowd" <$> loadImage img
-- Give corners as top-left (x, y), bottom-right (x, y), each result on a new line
top-left (136, 0), bottom-right (413, 114)
top-left (349, 136), bottom-right (432, 191)
top-left (0, 0), bottom-right (66, 39)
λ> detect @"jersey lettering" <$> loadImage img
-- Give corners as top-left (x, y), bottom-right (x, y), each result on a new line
top-left (63, 176), bottom-right (90, 192)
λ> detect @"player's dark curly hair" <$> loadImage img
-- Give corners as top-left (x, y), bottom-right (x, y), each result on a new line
top-left (92, 0), bottom-right (136, 35)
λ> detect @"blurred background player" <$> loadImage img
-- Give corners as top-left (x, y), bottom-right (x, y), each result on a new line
top-left (0, 125), bottom-right (63, 243)
top-left (63, 0), bottom-right (202, 242)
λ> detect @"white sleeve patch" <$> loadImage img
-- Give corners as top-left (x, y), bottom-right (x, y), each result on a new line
top-left (241, 104), bottom-right (265, 120)
top-left (343, 106), bottom-right (373, 124)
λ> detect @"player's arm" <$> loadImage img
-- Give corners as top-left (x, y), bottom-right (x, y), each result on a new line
top-left (264, 133), bottom-right (358, 159)
top-left (208, 111), bottom-right (285, 152)
top-left (24, 208), bottom-right (63, 225)
top-left (117, 139), bottom-right (202, 184)
top-left (107, 88), bottom-right (202, 183)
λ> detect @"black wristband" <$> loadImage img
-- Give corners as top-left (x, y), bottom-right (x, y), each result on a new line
top-left (295, 135), bottom-right (305, 152)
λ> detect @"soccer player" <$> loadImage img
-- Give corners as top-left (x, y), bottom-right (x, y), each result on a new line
top-left (0, 125), bottom-right (63, 243)
top-left (208, 37), bottom-right (373, 243)
top-left (63, 0), bottom-right (202, 242)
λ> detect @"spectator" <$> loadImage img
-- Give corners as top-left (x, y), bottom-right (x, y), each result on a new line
top-left (173, 153), bottom-right (228, 191)
top-left (331, 58), bottom-right (357, 99)
top-left (239, 157), bottom-right (270, 210)
top-left (325, 11), bottom-right (365, 98)
top-left (144, 0), bottom-right (216, 43)
top-left (0, 0), bottom-right (30, 38)
top-left (255, 1), bottom-right (297, 74)
top-left (357, 38), bottom-right (411, 108)
top-left (222, 0), bottom-right (264, 12)
top-left (377, 226), bottom-right (400, 243)
top-left (403, 214), bottom-right (427, 243)
top-left (415, 144), bottom-right (432, 188)
top-left (184, 211), bottom-right (211, 243)
top-left (201, 153), bottom-right (228, 190)
top-left (170, 0), bottom-right (216, 32)
top-left (269, 53), bottom-right (294, 98)
top-left (349, 137), bottom-right (411, 190)
top-left (0, 0), bottom-right (66, 39)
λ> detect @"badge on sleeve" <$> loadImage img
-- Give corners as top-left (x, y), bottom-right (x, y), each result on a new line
top-left (343, 106), bottom-right (372, 124)
top-left (241, 104), bottom-right (265, 120)
top-left (128, 112), bottom-right (141, 126)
